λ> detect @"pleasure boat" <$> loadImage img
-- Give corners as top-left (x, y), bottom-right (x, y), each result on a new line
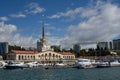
top-left (0, 61), bottom-right (7, 68)
top-left (95, 61), bottom-right (110, 68)
top-left (25, 61), bottom-right (39, 68)
top-left (5, 61), bottom-right (26, 69)
top-left (75, 58), bottom-right (95, 69)
top-left (110, 60), bottom-right (120, 67)
top-left (55, 63), bottom-right (66, 66)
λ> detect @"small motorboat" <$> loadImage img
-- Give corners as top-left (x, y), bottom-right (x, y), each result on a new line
top-left (5, 61), bottom-right (26, 69)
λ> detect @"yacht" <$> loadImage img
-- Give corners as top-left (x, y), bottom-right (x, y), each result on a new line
top-left (75, 58), bottom-right (95, 69)
top-left (95, 61), bottom-right (110, 68)
top-left (0, 61), bottom-right (7, 68)
top-left (25, 61), bottom-right (39, 68)
top-left (5, 61), bottom-right (26, 69)
top-left (110, 60), bottom-right (120, 67)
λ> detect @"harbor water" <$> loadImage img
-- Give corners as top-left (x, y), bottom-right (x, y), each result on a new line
top-left (0, 67), bottom-right (120, 80)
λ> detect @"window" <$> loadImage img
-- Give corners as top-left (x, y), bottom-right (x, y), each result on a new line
top-left (18, 55), bottom-right (21, 60)
top-left (49, 53), bottom-right (51, 56)
top-left (53, 54), bottom-right (55, 57)
top-left (22, 55), bottom-right (24, 60)
top-left (45, 54), bottom-right (47, 57)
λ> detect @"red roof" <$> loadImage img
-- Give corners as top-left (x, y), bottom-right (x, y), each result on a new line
top-left (60, 52), bottom-right (74, 55)
top-left (11, 50), bottom-right (38, 54)
top-left (11, 50), bottom-right (74, 55)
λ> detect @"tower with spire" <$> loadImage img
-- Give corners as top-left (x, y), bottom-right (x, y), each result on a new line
top-left (37, 20), bottom-right (51, 52)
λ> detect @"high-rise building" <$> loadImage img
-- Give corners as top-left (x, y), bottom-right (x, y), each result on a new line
top-left (108, 42), bottom-right (113, 50)
top-left (97, 42), bottom-right (108, 50)
top-left (97, 42), bottom-right (113, 50)
top-left (73, 44), bottom-right (81, 53)
top-left (0, 42), bottom-right (8, 54)
top-left (113, 39), bottom-right (120, 50)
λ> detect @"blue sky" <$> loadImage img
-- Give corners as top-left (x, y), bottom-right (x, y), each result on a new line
top-left (0, 0), bottom-right (120, 49)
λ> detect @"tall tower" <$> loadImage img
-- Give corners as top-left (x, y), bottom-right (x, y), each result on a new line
top-left (42, 21), bottom-right (45, 39)
top-left (37, 20), bottom-right (51, 52)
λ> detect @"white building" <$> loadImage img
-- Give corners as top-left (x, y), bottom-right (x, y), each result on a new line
top-left (6, 22), bottom-right (75, 64)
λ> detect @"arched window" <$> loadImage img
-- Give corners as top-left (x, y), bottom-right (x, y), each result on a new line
top-left (56, 55), bottom-right (58, 58)
top-left (18, 55), bottom-right (21, 60)
top-left (22, 55), bottom-right (24, 60)
top-left (53, 54), bottom-right (55, 57)
top-left (49, 53), bottom-right (51, 56)
top-left (33, 56), bottom-right (35, 60)
top-left (42, 54), bottom-right (44, 57)
top-left (45, 54), bottom-right (47, 57)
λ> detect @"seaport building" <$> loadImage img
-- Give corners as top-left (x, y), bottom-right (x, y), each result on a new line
top-left (6, 22), bottom-right (75, 65)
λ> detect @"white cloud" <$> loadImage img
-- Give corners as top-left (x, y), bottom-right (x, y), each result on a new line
top-left (49, 6), bottom-right (98, 19)
top-left (0, 16), bottom-right (8, 21)
top-left (60, 1), bottom-right (120, 49)
top-left (47, 36), bottom-right (63, 46)
top-left (26, 2), bottom-right (45, 14)
top-left (49, 7), bottom-right (82, 19)
top-left (10, 13), bottom-right (26, 18)
top-left (0, 22), bottom-right (37, 47)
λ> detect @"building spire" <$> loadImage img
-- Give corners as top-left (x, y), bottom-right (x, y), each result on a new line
top-left (42, 14), bottom-right (45, 39)
top-left (42, 21), bottom-right (45, 39)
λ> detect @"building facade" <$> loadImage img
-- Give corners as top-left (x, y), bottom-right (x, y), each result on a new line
top-left (73, 44), bottom-right (81, 53)
top-left (113, 39), bottom-right (120, 50)
top-left (0, 42), bottom-right (8, 54)
top-left (108, 42), bottom-right (113, 50)
top-left (6, 50), bottom-right (75, 64)
top-left (97, 42), bottom-right (108, 50)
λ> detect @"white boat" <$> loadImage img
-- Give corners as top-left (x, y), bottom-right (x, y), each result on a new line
top-left (95, 61), bottom-right (110, 68)
top-left (0, 61), bottom-right (7, 68)
top-left (25, 61), bottom-right (39, 68)
top-left (55, 63), bottom-right (66, 66)
top-left (110, 60), bottom-right (120, 67)
top-left (5, 61), bottom-right (26, 69)
top-left (75, 58), bottom-right (95, 69)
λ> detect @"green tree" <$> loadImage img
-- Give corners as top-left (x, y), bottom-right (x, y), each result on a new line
top-left (53, 45), bottom-right (61, 52)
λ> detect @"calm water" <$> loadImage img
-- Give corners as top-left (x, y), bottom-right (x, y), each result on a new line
top-left (0, 67), bottom-right (120, 80)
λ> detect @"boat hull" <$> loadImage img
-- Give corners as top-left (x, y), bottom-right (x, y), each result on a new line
top-left (5, 65), bottom-right (24, 69)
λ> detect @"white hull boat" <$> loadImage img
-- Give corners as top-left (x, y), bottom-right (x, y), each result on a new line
top-left (5, 61), bottom-right (26, 69)
top-left (95, 62), bottom-right (110, 68)
top-left (0, 61), bottom-right (7, 68)
top-left (75, 58), bottom-right (95, 69)
top-left (110, 60), bottom-right (120, 67)
top-left (55, 63), bottom-right (66, 66)
top-left (25, 61), bottom-right (39, 68)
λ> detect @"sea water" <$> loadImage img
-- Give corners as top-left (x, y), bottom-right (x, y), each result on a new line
top-left (0, 67), bottom-right (120, 80)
